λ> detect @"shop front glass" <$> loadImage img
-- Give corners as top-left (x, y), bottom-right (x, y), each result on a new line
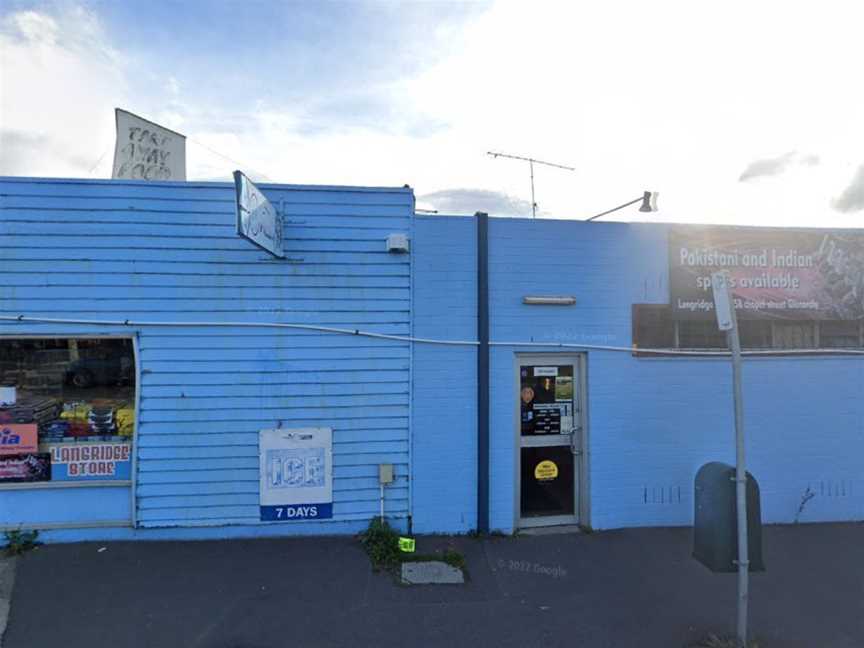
top-left (0, 338), bottom-right (135, 485)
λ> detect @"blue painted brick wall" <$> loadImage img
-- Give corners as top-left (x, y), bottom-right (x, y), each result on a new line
top-left (411, 216), bottom-right (477, 533)
top-left (413, 216), bottom-right (864, 533)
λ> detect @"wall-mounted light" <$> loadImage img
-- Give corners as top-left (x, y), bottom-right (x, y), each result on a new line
top-left (586, 190), bottom-right (659, 221)
top-left (523, 296), bottom-right (576, 305)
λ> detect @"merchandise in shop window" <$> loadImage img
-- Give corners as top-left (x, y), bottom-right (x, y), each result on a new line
top-left (0, 338), bottom-right (135, 484)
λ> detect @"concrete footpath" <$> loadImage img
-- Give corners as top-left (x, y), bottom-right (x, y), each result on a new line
top-left (3, 523), bottom-right (862, 648)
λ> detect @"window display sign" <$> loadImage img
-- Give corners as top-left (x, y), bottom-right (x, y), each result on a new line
top-left (520, 365), bottom-right (575, 436)
top-left (670, 226), bottom-right (864, 320)
top-left (259, 427), bottom-right (333, 521)
top-left (0, 424), bottom-right (38, 455)
top-left (45, 442), bottom-right (132, 481)
top-left (0, 453), bottom-right (50, 483)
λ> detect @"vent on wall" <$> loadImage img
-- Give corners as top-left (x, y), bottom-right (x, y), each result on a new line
top-left (643, 485), bottom-right (683, 504)
top-left (812, 480), bottom-right (852, 497)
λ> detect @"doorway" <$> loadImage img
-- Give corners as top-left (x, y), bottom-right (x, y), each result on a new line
top-left (515, 354), bottom-right (586, 528)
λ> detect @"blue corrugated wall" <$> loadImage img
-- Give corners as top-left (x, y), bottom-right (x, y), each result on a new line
top-left (413, 216), bottom-right (864, 533)
top-left (0, 176), bottom-right (413, 539)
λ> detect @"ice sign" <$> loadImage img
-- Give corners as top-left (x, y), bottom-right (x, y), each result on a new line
top-left (267, 448), bottom-right (325, 488)
top-left (259, 428), bottom-right (332, 521)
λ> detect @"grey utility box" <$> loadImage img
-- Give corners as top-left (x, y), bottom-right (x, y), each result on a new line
top-left (693, 462), bottom-right (765, 573)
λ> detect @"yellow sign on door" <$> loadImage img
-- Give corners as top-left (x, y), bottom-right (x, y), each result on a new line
top-left (534, 460), bottom-right (558, 481)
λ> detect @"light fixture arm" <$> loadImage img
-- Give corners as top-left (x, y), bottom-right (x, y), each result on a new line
top-left (586, 191), bottom-right (657, 222)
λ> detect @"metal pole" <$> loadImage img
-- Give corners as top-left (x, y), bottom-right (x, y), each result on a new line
top-left (585, 196), bottom-right (644, 222)
top-left (486, 152), bottom-right (573, 220)
top-left (728, 322), bottom-right (749, 647)
top-left (476, 211), bottom-right (490, 533)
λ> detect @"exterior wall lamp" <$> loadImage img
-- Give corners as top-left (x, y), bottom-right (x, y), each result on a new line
top-left (522, 296), bottom-right (577, 305)
top-left (586, 191), bottom-right (659, 221)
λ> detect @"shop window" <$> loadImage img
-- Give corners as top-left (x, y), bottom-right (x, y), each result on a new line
top-left (819, 321), bottom-right (862, 348)
top-left (0, 338), bottom-right (135, 486)
top-left (633, 304), bottom-right (862, 354)
top-left (677, 320), bottom-right (726, 349)
top-left (632, 304), bottom-right (674, 349)
top-left (738, 321), bottom-right (772, 349)
top-left (772, 322), bottom-right (815, 349)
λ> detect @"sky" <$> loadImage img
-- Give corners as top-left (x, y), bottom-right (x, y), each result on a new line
top-left (1, 0), bottom-right (863, 227)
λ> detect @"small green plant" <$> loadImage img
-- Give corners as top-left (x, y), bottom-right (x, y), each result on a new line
top-left (3, 528), bottom-right (39, 556)
top-left (359, 518), bottom-right (401, 570)
top-left (441, 549), bottom-right (466, 570)
top-left (794, 486), bottom-right (815, 524)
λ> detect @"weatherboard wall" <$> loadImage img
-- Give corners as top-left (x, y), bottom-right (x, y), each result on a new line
top-left (0, 176), bottom-right (413, 538)
top-left (411, 216), bottom-right (864, 533)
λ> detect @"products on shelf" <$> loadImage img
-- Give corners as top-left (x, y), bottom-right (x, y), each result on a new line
top-left (0, 391), bottom-right (134, 483)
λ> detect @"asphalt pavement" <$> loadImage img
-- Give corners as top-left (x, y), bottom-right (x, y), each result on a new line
top-left (3, 523), bottom-right (862, 648)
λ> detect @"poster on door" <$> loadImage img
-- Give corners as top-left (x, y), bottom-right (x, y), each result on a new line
top-left (259, 427), bottom-right (333, 521)
top-left (521, 365), bottom-right (575, 436)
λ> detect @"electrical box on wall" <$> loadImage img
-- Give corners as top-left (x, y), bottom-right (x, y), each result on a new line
top-left (386, 233), bottom-right (410, 253)
top-left (379, 463), bottom-right (394, 484)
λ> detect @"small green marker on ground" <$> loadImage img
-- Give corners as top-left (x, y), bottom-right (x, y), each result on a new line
top-left (398, 537), bottom-right (415, 553)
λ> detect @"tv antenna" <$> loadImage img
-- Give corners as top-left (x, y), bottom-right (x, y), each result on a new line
top-left (487, 151), bottom-right (575, 218)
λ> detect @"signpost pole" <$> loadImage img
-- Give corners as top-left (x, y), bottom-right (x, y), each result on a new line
top-left (729, 309), bottom-right (748, 648)
top-left (711, 272), bottom-right (749, 648)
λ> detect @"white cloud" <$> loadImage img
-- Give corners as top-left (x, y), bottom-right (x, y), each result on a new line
top-left (0, 6), bottom-right (126, 176)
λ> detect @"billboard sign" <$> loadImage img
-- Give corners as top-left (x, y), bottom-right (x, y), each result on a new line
top-left (670, 226), bottom-right (864, 320)
top-left (234, 171), bottom-right (284, 258)
top-left (112, 108), bottom-right (186, 181)
top-left (45, 442), bottom-right (132, 481)
top-left (259, 428), bottom-right (333, 521)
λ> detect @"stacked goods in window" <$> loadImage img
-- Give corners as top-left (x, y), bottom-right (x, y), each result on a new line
top-left (0, 391), bottom-right (62, 433)
top-left (116, 406), bottom-right (134, 437)
top-left (88, 405), bottom-right (117, 440)
top-left (58, 401), bottom-right (93, 440)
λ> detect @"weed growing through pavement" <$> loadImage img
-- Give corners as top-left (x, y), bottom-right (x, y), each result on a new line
top-left (359, 519), bottom-right (466, 573)
top-left (794, 486), bottom-right (815, 523)
top-left (3, 528), bottom-right (39, 556)
top-left (359, 518), bottom-right (401, 570)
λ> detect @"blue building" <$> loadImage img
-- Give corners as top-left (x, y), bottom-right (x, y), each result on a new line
top-left (412, 215), bottom-right (864, 533)
top-left (1, 176), bottom-right (862, 541)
